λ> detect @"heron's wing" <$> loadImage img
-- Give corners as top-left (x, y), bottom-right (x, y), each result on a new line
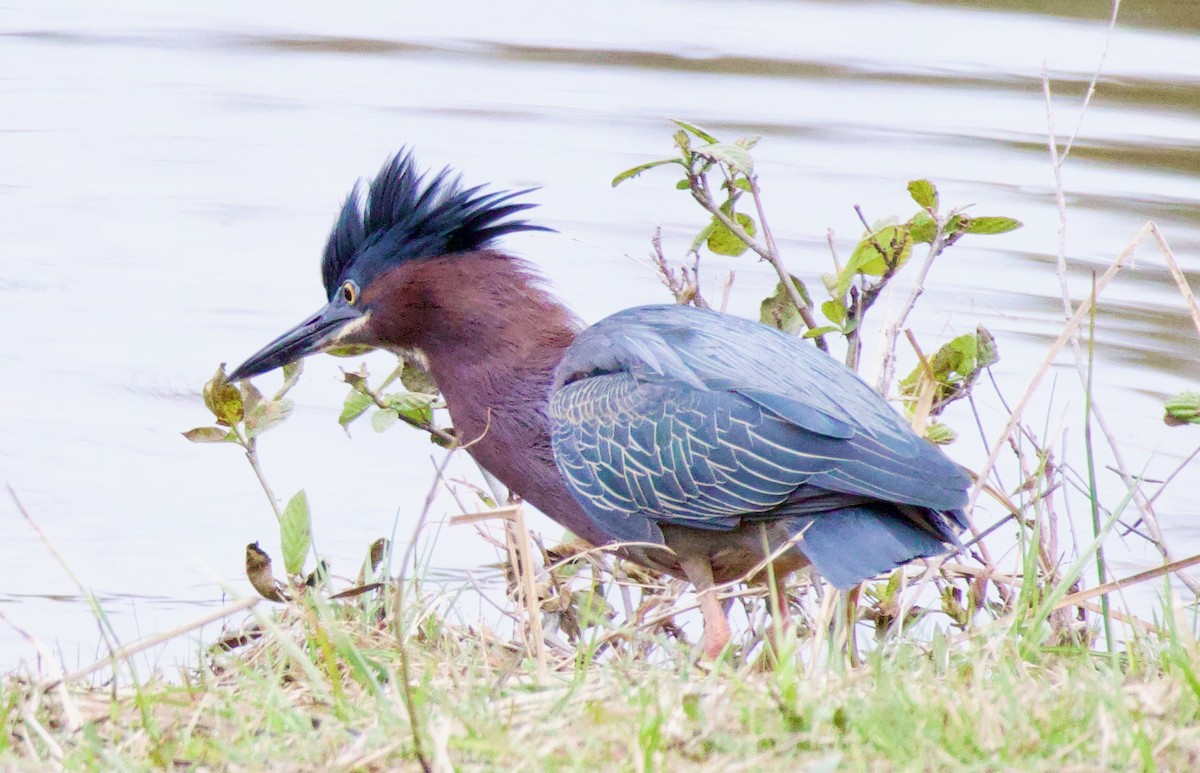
top-left (550, 305), bottom-right (969, 536)
top-left (549, 374), bottom-right (965, 545)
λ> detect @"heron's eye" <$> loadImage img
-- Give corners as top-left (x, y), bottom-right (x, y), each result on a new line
top-left (341, 281), bottom-right (359, 305)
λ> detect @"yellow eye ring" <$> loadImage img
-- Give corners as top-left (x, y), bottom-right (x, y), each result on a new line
top-left (341, 280), bottom-right (359, 305)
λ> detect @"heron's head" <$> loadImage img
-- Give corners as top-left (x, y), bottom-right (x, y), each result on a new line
top-left (228, 151), bottom-right (547, 381)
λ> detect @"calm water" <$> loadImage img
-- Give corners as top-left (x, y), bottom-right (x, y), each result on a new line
top-left (3, 0), bottom-right (1199, 673)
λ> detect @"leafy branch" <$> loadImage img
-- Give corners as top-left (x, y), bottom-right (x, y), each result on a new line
top-left (614, 120), bottom-right (827, 351)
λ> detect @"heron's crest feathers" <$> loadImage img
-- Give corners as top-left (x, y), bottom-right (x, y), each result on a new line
top-left (320, 150), bottom-right (550, 299)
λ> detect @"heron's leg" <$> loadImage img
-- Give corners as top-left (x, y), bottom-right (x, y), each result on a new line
top-left (679, 555), bottom-right (730, 659)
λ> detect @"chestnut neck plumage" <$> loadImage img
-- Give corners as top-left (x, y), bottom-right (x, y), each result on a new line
top-left (362, 251), bottom-right (612, 546)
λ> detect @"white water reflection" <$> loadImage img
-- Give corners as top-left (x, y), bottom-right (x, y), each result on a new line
top-left (2, 0), bottom-right (1199, 672)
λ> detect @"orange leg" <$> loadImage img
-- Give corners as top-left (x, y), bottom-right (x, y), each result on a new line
top-left (679, 555), bottom-right (731, 658)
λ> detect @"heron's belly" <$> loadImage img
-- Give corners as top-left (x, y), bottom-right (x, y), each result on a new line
top-left (659, 521), bottom-right (811, 585)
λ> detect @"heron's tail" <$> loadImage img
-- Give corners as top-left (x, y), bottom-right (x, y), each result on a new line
top-left (786, 505), bottom-right (964, 590)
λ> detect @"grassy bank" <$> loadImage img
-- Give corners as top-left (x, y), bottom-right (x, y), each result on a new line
top-left (3, 578), bottom-right (1200, 771)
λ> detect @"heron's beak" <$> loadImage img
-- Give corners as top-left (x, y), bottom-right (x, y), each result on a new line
top-left (228, 300), bottom-right (366, 381)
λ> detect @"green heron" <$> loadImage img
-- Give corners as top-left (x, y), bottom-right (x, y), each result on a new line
top-left (229, 151), bottom-right (969, 657)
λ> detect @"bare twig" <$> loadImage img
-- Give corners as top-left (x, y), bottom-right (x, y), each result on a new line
top-left (688, 172), bottom-right (827, 351)
top-left (43, 597), bottom-right (260, 689)
top-left (875, 217), bottom-right (954, 393)
top-left (1043, 56), bottom-right (1200, 595)
top-left (1054, 552), bottom-right (1200, 613)
top-left (394, 449), bottom-right (461, 773)
top-left (9, 485), bottom-right (125, 671)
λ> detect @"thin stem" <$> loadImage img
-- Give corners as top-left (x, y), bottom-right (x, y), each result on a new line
top-left (688, 172), bottom-right (828, 351)
top-left (235, 429), bottom-right (283, 523)
top-left (1084, 274), bottom-right (1114, 654)
top-left (393, 449), bottom-right (458, 773)
top-left (875, 219), bottom-right (952, 394)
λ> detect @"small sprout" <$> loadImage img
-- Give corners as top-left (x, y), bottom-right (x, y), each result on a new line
top-left (245, 542), bottom-right (288, 602)
top-left (1164, 392), bottom-right (1200, 426)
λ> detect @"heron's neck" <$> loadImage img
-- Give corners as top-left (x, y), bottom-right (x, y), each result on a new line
top-left (369, 251), bottom-right (577, 373)
top-left (366, 252), bottom-right (612, 543)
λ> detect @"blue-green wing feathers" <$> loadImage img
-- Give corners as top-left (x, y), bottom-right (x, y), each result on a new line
top-left (550, 304), bottom-right (971, 585)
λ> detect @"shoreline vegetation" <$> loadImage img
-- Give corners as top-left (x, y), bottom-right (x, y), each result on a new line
top-left (8, 92), bottom-right (1200, 768)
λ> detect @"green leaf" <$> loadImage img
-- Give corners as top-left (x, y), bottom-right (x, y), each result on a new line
top-left (371, 407), bottom-right (398, 433)
top-left (571, 589), bottom-right (615, 629)
top-left (706, 212), bottom-right (756, 257)
top-left (341, 364), bottom-right (369, 391)
top-left (924, 422), bottom-right (958, 445)
top-left (909, 211), bottom-right (937, 244)
top-left (611, 158), bottom-right (681, 188)
top-left (734, 135), bottom-right (761, 150)
top-left (759, 275), bottom-right (807, 335)
top-left (975, 326), bottom-right (999, 369)
top-left (280, 490), bottom-right (312, 577)
top-left (962, 216), bottom-right (1023, 235)
top-left (672, 129), bottom-right (691, 156)
top-left (203, 365), bottom-right (244, 427)
top-left (275, 359), bottom-right (303, 400)
top-left (691, 143), bottom-right (754, 175)
top-left (689, 221), bottom-right (717, 254)
top-left (803, 325), bottom-right (840, 339)
top-left (907, 179), bottom-right (939, 211)
top-left (675, 179), bottom-right (691, 190)
top-left (339, 391), bottom-right (374, 428)
top-left (842, 225), bottom-right (911, 288)
top-left (182, 426), bottom-right (234, 444)
top-left (400, 360), bottom-right (439, 395)
top-left (245, 398), bottom-right (294, 439)
top-left (240, 381), bottom-right (264, 418)
top-left (325, 343), bottom-right (375, 358)
top-left (732, 178), bottom-right (752, 192)
top-left (899, 328), bottom-right (999, 414)
top-left (387, 392), bottom-right (438, 426)
top-left (821, 299), bottom-right (847, 326)
top-left (1164, 392), bottom-right (1200, 426)
top-left (670, 119), bottom-right (718, 144)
